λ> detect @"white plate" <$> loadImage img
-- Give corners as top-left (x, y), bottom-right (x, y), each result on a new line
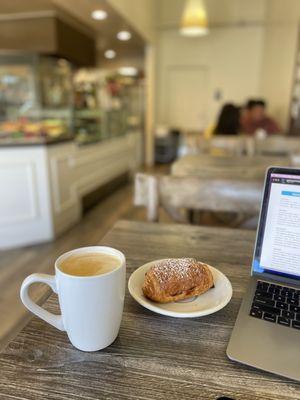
top-left (128, 259), bottom-right (233, 318)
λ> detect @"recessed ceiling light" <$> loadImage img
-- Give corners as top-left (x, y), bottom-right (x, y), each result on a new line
top-left (91, 10), bottom-right (107, 20)
top-left (117, 30), bottom-right (131, 41)
top-left (118, 67), bottom-right (138, 76)
top-left (104, 49), bottom-right (116, 59)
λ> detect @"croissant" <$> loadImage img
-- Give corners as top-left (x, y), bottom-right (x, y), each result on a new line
top-left (142, 258), bottom-right (214, 303)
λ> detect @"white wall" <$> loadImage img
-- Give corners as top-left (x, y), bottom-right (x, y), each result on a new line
top-left (155, 0), bottom-right (300, 133)
top-left (156, 26), bottom-right (265, 130)
top-left (260, 0), bottom-right (300, 130)
top-left (260, 24), bottom-right (298, 130)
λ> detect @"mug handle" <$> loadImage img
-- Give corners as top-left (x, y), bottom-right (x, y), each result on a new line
top-left (20, 273), bottom-right (65, 331)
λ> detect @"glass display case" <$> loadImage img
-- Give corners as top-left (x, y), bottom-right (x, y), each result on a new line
top-left (74, 68), bottom-right (144, 144)
top-left (73, 69), bottom-right (102, 144)
top-left (0, 54), bottom-right (144, 145)
top-left (0, 54), bottom-right (73, 143)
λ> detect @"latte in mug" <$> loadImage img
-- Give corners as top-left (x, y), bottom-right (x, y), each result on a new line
top-left (20, 246), bottom-right (126, 351)
top-left (59, 252), bottom-right (121, 277)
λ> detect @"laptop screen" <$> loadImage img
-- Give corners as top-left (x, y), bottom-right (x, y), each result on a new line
top-left (253, 168), bottom-right (300, 280)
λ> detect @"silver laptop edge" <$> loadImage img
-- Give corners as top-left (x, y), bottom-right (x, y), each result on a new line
top-left (227, 166), bottom-right (300, 382)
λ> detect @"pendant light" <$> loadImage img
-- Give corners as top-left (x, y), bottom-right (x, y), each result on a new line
top-left (180, 0), bottom-right (209, 37)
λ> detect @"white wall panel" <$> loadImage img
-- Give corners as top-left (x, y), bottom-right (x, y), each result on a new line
top-left (0, 147), bottom-right (53, 249)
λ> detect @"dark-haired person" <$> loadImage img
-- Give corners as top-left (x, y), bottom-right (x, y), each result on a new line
top-left (204, 103), bottom-right (240, 139)
top-left (213, 103), bottom-right (240, 135)
top-left (241, 99), bottom-right (280, 135)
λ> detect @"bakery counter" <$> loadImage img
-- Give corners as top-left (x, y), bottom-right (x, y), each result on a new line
top-left (0, 133), bottom-right (141, 249)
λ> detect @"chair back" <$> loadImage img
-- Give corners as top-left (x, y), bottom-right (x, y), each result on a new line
top-left (255, 136), bottom-right (300, 156)
top-left (208, 135), bottom-right (244, 156)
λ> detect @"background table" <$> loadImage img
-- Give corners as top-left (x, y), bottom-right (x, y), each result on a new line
top-left (171, 154), bottom-right (291, 180)
top-left (0, 220), bottom-right (299, 399)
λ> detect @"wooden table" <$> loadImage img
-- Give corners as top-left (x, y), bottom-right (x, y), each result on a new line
top-left (171, 154), bottom-right (291, 180)
top-left (0, 220), bottom-right (299, 399)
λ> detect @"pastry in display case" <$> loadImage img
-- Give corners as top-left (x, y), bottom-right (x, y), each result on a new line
top-left (0, 54), bottom-right (73, 144)
top-left (0, 118), bottom-right (67, 139)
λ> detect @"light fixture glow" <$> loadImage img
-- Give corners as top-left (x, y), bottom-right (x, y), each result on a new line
top-left (180, 0), bottom-right (209, 37)
top-left (91, 10), bottom-right (107, 20)
top-left (117, 30), bottom-right (132, 41)
top-left (104, 49), bottom-right (116, 59)
top-left (118, 67), bottom-right (138, 76)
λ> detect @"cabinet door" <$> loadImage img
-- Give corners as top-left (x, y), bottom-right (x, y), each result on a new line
top-left (166, 66), bottom-right (209, 130)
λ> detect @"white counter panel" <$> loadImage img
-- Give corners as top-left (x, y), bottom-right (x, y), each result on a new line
top-left (0, 147), bottom-right (53, 249)
top-left (0, 133), bottom-right (140, 249)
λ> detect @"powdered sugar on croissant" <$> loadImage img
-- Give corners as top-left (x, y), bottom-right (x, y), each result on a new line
top-left (142, 258), bottom-right (214, 303)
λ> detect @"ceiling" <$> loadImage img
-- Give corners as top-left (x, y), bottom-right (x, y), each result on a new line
top-left (0, 0), bottom-right (145, 66)
top-left (156, 0), bottom-right (268, 29)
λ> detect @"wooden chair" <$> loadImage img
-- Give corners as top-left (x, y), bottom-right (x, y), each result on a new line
top-left (134, 173), bottom-right (263, 227)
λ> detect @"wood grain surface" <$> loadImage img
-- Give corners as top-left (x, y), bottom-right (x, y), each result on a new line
top-left (0, 220), bottom-right (299, 400)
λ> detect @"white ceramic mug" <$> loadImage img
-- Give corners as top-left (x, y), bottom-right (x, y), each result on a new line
top-left (20, 246), bottom-right (126, 352)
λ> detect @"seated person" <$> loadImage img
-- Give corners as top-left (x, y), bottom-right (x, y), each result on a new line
top-left (241, 99), bottom-right (281, 135)
top-left (204, 103), bottom-right (240, 139)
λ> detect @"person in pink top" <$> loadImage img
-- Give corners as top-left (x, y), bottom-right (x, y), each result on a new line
top-left (241, 99), bottom-right (281, 135)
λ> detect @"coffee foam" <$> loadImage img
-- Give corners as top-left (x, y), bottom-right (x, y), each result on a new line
top-left (59, 252), bottom-right (121, 277)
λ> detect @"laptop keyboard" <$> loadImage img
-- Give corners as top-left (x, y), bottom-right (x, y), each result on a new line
top-left (250, 280), bottom-right (300, 330)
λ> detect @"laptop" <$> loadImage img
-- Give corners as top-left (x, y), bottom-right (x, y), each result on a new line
top-left (227, 166), bottom-right (300, 381)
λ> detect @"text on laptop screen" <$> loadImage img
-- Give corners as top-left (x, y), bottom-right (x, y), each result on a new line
top-left (254, 173), bottom-right (300, 279)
